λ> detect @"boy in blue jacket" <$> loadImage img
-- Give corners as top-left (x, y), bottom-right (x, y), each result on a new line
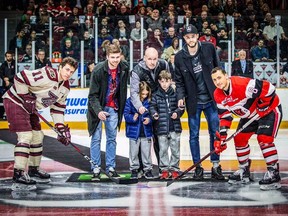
top-left (124, 81), bottom-right (154, 179)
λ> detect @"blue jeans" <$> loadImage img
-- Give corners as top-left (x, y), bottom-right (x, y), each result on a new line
top-left (188, 101), bottom-right (219, 164)
top-left (90, 107), bottom-right (118, 172)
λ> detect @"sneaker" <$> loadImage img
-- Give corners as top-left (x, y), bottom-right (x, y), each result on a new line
top-left (259, 163), bottom-right (281, 190)
top-left (193, 166), bottom-right (204, 180)
top-left (92, 167), bottom-right (101, 181)
top-left (211, 165), bottom-right (225, 180)
top-left (28, 166), bottom-right (51, 183)
top-left (171, 171), bottom-right (180, 179)
top-left (160, 170), bottom-right (170, 179)
top-left (144, 170), bottom-right (155, 179)
top-left (137, 169), bottom-right (144, 179)
top-left (12, 169), bottom-right (37, 191)
top-left (130, 170), bottom-right (138, 179)
top-left (108, 167), bottom-right (120, 178)
top-left (228, 159), bottom-right (251, 184)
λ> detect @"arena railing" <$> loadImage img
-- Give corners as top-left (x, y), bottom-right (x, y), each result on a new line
top-left (1, 14), bottom-right (287, 88)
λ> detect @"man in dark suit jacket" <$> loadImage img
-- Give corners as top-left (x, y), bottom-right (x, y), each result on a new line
top-left (231, 49), bottom-right (254, 78)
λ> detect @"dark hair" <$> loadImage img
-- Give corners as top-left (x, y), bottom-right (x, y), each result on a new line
top-left (211, 67), bottom-right (226, 75)
top-left (60, 57), bottom-right (78, 70)
top-left (139, 81), bottom-right (151, 101)
top-left (87, 61), bottom-right (95, 66)
top-left (172, 37), bottom-right (179, 48)
top-left (5, 50), bottom-right (14, 56)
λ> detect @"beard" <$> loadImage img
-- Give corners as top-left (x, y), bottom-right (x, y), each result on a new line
top-left (187, 41), bottom-right (197, 48)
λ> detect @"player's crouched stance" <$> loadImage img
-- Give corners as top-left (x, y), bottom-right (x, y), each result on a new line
top-left (2, 57), bottom-right (78, 191)
top-left (211, 67), bottom-right (282, 190)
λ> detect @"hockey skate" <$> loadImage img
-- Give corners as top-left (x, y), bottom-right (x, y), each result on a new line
top-left (259, 164), bottom-right (281, 191)
top-left (28, 166), bottom-right (51, 183)
top-left (228, 159), bottom-right (251, 184)
top-left (11, 169), bottom-right (37, 191)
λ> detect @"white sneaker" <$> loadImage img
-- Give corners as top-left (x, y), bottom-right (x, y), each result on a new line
top-left (91, 167), bottom-right (101, 181)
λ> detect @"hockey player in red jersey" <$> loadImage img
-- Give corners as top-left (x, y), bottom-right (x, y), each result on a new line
top-left (3, 57), bottom-right (78, 191)
top-left (211, 67), bottom-right (282, 190)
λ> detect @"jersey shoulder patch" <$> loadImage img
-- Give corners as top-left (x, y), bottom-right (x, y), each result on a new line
top-left (45, 66), bottom-right (58, 81)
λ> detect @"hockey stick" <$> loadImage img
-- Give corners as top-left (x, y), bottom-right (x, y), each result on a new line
top-left (35, 111), bottom-right (138, 185)
top-left (147, 113), bottom-right (260, 188)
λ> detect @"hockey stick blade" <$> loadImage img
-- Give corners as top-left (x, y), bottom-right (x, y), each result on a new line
top-left (99, 167), bottom-right (138, 185)
top-left (166, 151), bottom-right (214, 187)
top-left (147, 151), bottom-right (214, 188)
top-left (147, 181), bottom-right (169, 188)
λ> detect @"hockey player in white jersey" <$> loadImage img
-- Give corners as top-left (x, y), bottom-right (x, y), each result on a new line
top-left (3, 57), bottom-right (78, 191)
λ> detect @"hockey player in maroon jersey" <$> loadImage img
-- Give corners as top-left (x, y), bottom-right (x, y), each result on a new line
top-left (3, 57), bottom-right (78, 191)
top-left (211, 67), bottom-right (282, 190)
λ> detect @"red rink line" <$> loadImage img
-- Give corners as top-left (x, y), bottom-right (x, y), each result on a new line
top-left (0, 161), bottom-right (14, 178)
top-left (0, 205), bottom-right (287, 215)
top-left (0, 206), bottom-right (130, 215)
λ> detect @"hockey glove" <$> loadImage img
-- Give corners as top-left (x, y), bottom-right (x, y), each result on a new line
top-left (55, 123), bottom-right (71, 146)
top-left (21, 94), bottom-right (37, 114)
top-left (256, 95), bottom-right (273, 117)
top-left (214, 129), bottom-right (228, 155)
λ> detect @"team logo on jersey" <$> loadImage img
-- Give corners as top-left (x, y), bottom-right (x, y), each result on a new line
top-left (222, 96), bottom-right (238, 104)
top-left (41, 91), bottom-right (59, 107)
top-left (232, 108), bottom-right (249, 118)
top-left (47, 67), bottom-right (56, 79)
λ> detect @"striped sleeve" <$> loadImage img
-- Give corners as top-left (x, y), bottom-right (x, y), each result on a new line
top-left (217, 103), bottom-right (233, 128)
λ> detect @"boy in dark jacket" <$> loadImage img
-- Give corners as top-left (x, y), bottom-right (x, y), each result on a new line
top-left (124, 81), bottom-right (154, 179)
top-left (150, 70), bottom-right (184, 179)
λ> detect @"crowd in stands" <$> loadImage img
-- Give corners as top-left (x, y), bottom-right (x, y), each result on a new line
top-left (4, 0), bottom-right (288, 65)
top-left (1, 0), bottom-right (288, 120)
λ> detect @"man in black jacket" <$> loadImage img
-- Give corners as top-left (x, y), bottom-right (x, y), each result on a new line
top-left (231, 49), bottom-right (254, 78)
top-left (0, 51), bottom-right (16, 119)
top-left (130, 47), bottom-right (170, 177)
top-left (87, 44), bottom-right (129, 181)
top-left (0, 51), bottom-right (16, 92)
top-left (174, 24), bottom-right (224, 180)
